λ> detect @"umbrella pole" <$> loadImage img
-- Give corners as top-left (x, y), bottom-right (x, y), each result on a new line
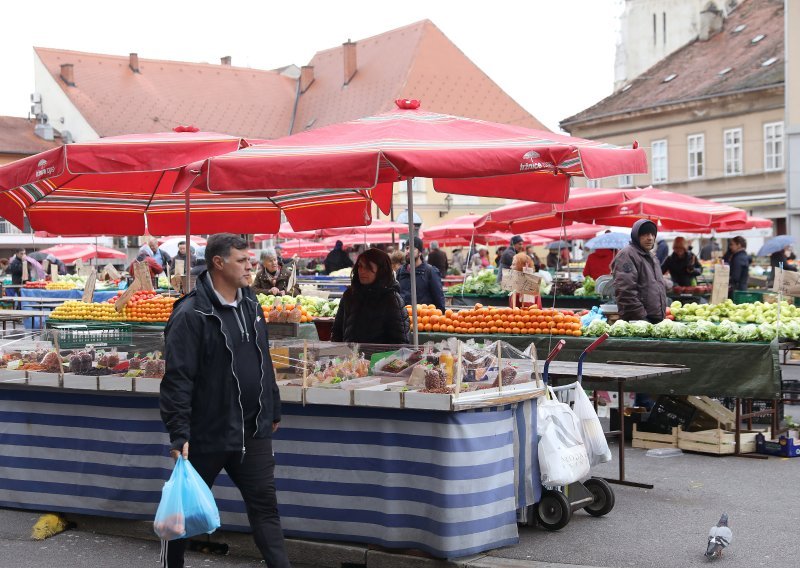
top-left (407, 178), bottom-right (418, 346)
top-left (184, 189), bottom-right (192, 293)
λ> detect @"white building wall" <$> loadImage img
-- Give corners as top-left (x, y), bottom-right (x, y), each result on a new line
top-left (33, 53), bottom-right (100, 142)
top-left (615, 0), bottom-right (740, 89)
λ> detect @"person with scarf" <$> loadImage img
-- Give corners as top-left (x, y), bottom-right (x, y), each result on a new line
top-left (251, 248), bottom-right (296, 296)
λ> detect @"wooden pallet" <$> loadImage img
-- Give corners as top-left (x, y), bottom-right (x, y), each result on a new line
top-left (632, 423), bottom-right (678, 449)
top-left (676, 426), bottom-right (769, 455)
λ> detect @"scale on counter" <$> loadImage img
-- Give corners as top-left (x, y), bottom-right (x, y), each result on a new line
top-left (594, 275), bottom-right (619, 320)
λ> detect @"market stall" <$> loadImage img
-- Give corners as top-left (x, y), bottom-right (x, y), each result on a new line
top-left (0, 331), bottom-right (546, 558)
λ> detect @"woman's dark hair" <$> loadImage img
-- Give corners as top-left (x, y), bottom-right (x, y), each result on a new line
top-left (205, 233), bottom-right (248, 270)
top-left (731, 236), bottom-right (747, 250)
top-left (351, 248), bottom-right (394, 290)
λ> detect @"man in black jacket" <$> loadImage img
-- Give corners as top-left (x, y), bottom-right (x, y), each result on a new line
top-left (727, 235), bottom-right (750, 296)
top-left (397, 237), bottom-right (446, 312)
top-left (160, 233), bottom-right (289, 568)
top-left (497, 235), bottom-right (524, 282)
top-left (323, 240), bottom-right (353, 274)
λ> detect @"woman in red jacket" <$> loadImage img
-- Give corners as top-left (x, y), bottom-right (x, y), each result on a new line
top-left (583, 248), bottom-right (615, 280)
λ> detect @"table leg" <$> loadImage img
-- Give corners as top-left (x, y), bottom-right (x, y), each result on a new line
top-left (602, 380), bottom-right (654, 489)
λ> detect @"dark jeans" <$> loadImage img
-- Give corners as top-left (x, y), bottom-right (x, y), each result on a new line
top-left (161, 435), bottom-right (290, 568)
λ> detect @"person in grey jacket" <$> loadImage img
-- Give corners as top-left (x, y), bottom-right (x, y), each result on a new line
top-left (611, 219), bottom-right (667, 323)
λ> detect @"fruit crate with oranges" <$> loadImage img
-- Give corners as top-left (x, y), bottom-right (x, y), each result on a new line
top-left (407, 304), bottom-right (582, 336)
top-left (46, 321), bottom-right (133, 349)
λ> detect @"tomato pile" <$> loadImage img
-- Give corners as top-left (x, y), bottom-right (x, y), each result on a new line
top-left (406, 303), bottom-right (582, 336)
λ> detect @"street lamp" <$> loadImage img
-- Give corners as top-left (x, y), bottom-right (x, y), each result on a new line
top-left (439, 194), bottom-right (453, 217)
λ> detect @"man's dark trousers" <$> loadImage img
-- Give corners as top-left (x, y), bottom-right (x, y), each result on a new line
top-left (162, 435), bottom-right (290, 568)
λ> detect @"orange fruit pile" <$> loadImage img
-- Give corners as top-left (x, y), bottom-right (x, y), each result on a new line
top-left (126, 296), bottom-right (177, 322)
top-left (405, 303), bottom-right (582, 336)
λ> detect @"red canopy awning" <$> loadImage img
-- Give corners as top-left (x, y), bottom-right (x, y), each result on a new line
top-left (38, 244), bottom-right (126, 264)
top-left (187, 102), bottom-right (647, 209)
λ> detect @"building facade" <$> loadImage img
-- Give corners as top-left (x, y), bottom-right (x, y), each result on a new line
top-left (564, 0), bottom-right (785, 231)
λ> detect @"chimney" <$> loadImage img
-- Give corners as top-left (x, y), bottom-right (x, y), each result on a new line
top-left (60, 63), bottom-right (75, 86)
top-left (220, 55), bottom-right (232, 66)
top-left (300, 65), bottom-right (315, 93)
top-left (129, 52), bottom-right (140, 73)
top-left (699, 1), bottom-right (724, 41)
top-left (343, 40), bottom-right (357, 85)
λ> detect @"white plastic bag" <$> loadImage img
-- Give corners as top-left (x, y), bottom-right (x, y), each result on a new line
top-left (573, 387), bottom-right (612, 466)
top-left (537, 387), bottom-right (590, 485)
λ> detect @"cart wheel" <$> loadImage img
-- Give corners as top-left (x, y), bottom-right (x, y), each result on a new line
top-left (536, 489), bottom-right (572, 531)
top-left (583, 478), bottom-right (615, 517)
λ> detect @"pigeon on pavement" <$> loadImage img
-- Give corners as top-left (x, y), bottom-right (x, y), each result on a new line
top-left (705, 513), bottom-right (733, 559)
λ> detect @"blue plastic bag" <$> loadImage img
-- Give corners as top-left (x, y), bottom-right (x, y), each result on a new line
top-left (580, 306), bottom-right (607, 327)
top-left (153, 457), bottom-right (220, 541)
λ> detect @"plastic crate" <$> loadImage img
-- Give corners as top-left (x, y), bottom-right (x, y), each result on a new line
top-left (755, 433), bottom-right (800, 457)
top-left (47, 322), bottom-right (133, 349)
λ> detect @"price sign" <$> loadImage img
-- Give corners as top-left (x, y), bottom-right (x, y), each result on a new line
top-left (501, 269), bottom-right (541, 295)
top-left (710, 263), bottom-right (730, 305)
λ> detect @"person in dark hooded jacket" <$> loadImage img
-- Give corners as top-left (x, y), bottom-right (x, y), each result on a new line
top-left (397, 237), bottom-right (446, 312)
top-left (323, 240), bottom-right (354, 274)
top-left (332, 247), bottom-right (410, 345)
top-left (611, 219), bottom-right (667, 323)
top-left (159, 233), bottom-right (289, 568)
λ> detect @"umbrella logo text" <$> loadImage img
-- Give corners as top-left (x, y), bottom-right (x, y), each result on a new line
top-left (35, 159), bottom-right (55, 178)
top-left (520, 150), bottom-right (552, 172)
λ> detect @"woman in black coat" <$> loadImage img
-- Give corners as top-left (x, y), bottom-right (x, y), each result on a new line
top-left (331, 248), bottom-right (411, 346)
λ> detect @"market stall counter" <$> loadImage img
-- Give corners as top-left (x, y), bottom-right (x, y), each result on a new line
top-left (0, 332), bottom-right (545, 559)
top-left (419, 333), bottom-right (781, 399)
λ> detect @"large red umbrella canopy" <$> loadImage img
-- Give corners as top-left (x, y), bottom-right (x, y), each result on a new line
top-left (476, 187), bottom-right (749, 234)
top-left (188, 101), bottom-right (647, 204)
top-left (0, 129), bottom-right (279, 236)
top-left (254, 222), bottom-right (316, 243)
top-left (475, 187), bottom-right (632, 233)
top-left (278, 240), bottom-right (330, 258)
top-left (38, 243), bottom-right (126, 264)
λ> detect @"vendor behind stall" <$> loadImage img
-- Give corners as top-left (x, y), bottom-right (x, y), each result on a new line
top-left (397, 237), bottom-right (446, 312)
top-left (727, 236), bottom-right (750, 296)
top-left (332, 248), bottom-right (410, 345)
top-left (252, 248), bottom-right (296, 296)
top-left (611, 219), bottom-right (667, 323)
top-left (661, 236), bottom-right (702, 287)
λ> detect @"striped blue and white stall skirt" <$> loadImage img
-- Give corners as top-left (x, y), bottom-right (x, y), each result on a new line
top-left (0, 386), bottom-right (539, 559)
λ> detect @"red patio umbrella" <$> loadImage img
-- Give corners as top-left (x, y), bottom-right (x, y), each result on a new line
top-left (37, 243), bottom-right (126, 264)
top-left (525, 223), bottom-right (607, 242)
top-left (185, 100), bottom-right (647, 343)
top-left (475, 187), bottom-right (633, 233)
top-left (0, 129), bottom-right (256, 235)
top-left (318, 219), bottom-right (408, 238)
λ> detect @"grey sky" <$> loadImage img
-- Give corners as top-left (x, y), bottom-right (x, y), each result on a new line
top-left (1, 0), bottom-right (620, 132)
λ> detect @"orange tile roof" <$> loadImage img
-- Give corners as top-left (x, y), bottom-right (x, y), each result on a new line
top-left (34, 47), bottom-right (297, 139)
top-left (561, 0), bottom-right (784, 128)
top-left (294, 20), bottom-right (546, 132)
top-left (35, 20), bottom-right (546, 141)
top-left (0, 116), bottom-right (61, 155)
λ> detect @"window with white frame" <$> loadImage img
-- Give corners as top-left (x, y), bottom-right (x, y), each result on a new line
top-left (723, 128), bottom-right (743, 176)
top-left (764, 122), bottom-right (784, 171)
top-left (618, 175), bottom-right (634, 187)
top-left (586, 179), bottom-right (600, 188)
top-left (651, 139), bottom-right (668, 183)
top-left (687, 134), bottom-right (704, 179)
top-left (411, 177), bottom-right (427, 192)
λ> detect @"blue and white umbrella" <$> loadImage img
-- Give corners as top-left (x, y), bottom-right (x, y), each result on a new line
top-left (757, 235), bottom-right (794, 257)
top-left (584, 232), bottom-right (630, 250)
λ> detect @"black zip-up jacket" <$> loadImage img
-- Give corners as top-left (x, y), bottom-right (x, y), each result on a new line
top-left (160, 271), bottom-right (281, 455)
top-left (331, 282), bottom-right (410, 345)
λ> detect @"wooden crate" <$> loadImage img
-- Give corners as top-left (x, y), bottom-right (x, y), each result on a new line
top-left (677, 426), bottom-right (769, 455)
top-left (632, 423), bottom-right (678, 449)
top-left (684, 396), bottom-right (736, 430)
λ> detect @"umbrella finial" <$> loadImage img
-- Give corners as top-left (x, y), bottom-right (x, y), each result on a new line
top-left (395, 99), bottom-right (421, 110)
top-left (632, 140), bottom-right (639, 149)
top-left (173, 125), bottom-right (200, 133)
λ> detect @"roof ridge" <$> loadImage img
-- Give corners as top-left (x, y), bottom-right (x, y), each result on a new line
top-left (311, 19), bottom-right (431, 56)
top-left (33, 46), bottom-right (285, 75)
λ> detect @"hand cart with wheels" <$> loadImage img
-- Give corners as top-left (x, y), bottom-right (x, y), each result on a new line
top-left (526, 333), bottom-right (616, 531)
